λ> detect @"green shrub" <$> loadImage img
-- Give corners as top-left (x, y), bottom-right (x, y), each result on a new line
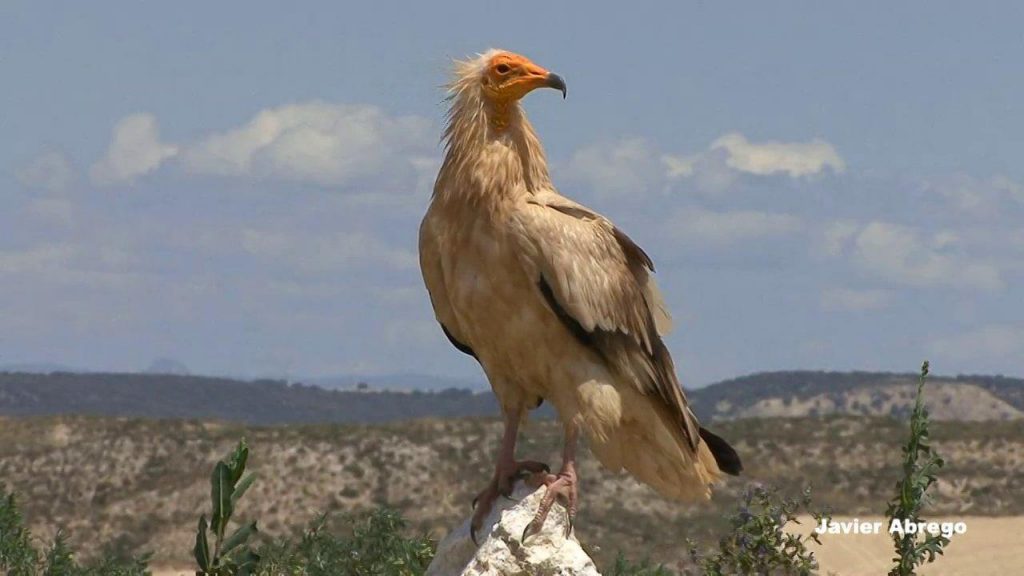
top-left (684, 485), bottom-right (831, 576)
top-left (1, 488), bottom-right (39, 575)
top-left (188, 439), bottom-right (433, 576)
top-left (0, 486), bottom-right (150, 576)
top-left (193, 439), bottom-right (260, 576)
top-left (886, 361), bottom-right (950, 575)
top-left (255, 509), bottom-right (434, 576)
top-left (607, 553), bottom-right (674, 576)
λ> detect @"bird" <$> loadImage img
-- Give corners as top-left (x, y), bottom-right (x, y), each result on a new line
top-left (419, 49), bottom-right (742, 543)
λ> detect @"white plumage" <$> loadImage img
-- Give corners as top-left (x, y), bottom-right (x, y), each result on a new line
top-left (419, 49), bottom-right (740, 538)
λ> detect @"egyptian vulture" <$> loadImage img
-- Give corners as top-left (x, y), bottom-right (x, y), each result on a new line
top-left (419, 49), bottom-right (741, 541)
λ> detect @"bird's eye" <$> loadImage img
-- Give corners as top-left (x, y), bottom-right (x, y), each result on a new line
top-left (495, 64), bottom-right (511, 74)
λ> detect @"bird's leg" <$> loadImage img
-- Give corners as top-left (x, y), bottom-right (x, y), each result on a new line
top-left (522, 422), bottom-right (579, 541)
top-left (470, 405), bottom-right (549, 544)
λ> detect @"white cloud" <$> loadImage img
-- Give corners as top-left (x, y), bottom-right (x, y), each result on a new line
top-left (90, 113), bottom-right (178, 185)
top-left (562, 138), bottom-right (660, 197)
top-left (0, 243), bottom-right (77, 274)
top-left (991, 175), bottom-right (1024, 204)
top-left (383, 318), bottom-right (443, 348)
top-left (565, 132), bottom-right (844, 198)
top-left (27, 198), bottom-right (74, 225)
top-left (820, 287), bottom-right (893, 311)
top-left (826, 220), bottom-right (1003, 291)
top-left (928, 325), bottom-right (1024, 365)
top-left (87, 103), bottom-right (436, 194)
top-left (661, 153), bottom-right (697, 179)
top-left (663, 149), bottom-right (738, 195)
top-left (180, 102), bottom-right (433, 188)
top-left (666, 207), bottom-right (802, 246)
top-left (710, 132), bottom-right (845, 177)
top-left (17, 150), bottom-right (75, 193)
top-left (922, 173), bottom-right (1024, 217)
top-left (0, 242), bottom-right (139, 289)
top-left (821, 220), bottom-right (859, 257)
top-left (240, 228), bottom-right (416, 272)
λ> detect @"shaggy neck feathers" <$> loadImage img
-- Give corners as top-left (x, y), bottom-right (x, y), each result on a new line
top-left (435, 56), bottom-right (552, 200)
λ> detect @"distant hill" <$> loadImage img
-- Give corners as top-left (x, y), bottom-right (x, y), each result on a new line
top-left (305, 372), bottom-right (485, 392)
top-left (145, 357), bottom-right (191, 376)
top-left (697, 370), bottom-right (1024, 421)
top-left (0, 362), bottom-right (83, 373)
top-left (0, 371), bottom-right (501, 425)
top-left (1, 369), bottom-right (1022, 424)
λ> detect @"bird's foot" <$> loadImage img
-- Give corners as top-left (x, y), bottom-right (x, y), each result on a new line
top-left (521, 468), bottom-right (578, 542)
top-left (470, 459), bottom-right (549, 545)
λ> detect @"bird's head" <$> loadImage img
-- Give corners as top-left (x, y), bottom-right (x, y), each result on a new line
top-left (446, 49), bottom-right (565, 141)
top-left (449, 49), bottom-right (565, 107)
top-left (479, 51), bottom-right (566, 102)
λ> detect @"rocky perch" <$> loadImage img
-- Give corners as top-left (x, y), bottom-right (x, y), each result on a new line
top-left (427, 481), bottom-right (601, 576)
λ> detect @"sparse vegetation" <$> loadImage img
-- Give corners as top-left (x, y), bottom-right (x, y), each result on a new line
top-left (608, 554), bottom-right (673, 576)
top-left (1, 487), bottom-right (39, 575)
top-left (0, 486), bottom-right (150, 576)
top-left (254, 510), bottom-right (434, 576)
top-left (192, 440), bottom-right (434, 575)
top-left (0, 363), bottom-right (1003, 574)
top-left (3, 413), bottom-right (1018, 571)
top-left (684, 485), bottom-right (831, 576)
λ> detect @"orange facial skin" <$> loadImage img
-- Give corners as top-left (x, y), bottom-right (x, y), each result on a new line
top-left (482, 52), bottom-right (566, 102)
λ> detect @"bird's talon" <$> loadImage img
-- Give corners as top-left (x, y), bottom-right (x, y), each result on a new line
top-left (521, 522), bottom-right (537, 544)
top-left (470, 459), bottom-right (551, 545)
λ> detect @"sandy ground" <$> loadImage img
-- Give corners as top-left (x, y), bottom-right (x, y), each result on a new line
top-left (787, 515), bottom-right (1024, 575)
top-left (153, 515), bottom-right (1024, 575)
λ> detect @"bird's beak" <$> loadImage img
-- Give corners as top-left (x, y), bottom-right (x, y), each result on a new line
top-left (545, 73), bottom-right (567, 99)
top-left (513, 62), bottom-right (567, 100)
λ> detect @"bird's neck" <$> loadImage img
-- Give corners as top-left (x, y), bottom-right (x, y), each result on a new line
top-left (438, 92), bottom-right (552, 200)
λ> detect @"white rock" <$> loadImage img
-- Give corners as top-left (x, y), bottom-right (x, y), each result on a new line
top-left (427, 480), bottom-right (601, 576)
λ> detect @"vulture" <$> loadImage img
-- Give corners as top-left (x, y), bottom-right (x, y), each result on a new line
top-left (419, 49), bottom-right (741, 542)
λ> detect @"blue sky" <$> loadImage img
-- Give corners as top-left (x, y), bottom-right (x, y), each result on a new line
top-left (2, 2), bottom-right (1023, 386)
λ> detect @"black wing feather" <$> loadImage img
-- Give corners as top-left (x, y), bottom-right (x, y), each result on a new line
top-left (699, 427), bottom-right (743, 475)
top-left (441, 324), bottom-right (476, 359)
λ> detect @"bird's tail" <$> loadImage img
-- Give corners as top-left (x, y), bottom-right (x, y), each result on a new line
top-left (584, 405), bottom-right (739, 502)
top-left (699, 426), bottom-right (743, 476)
top-left (572, 381), bottom-right (742, 502)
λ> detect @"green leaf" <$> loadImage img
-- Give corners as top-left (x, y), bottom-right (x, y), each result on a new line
top-left (232, 549), bottom-right (260, 576)
top-left (193, 515), bottom-right (211, 572)
top-left (231, 472), bottom-right (256, 508)
top-left (229, 439), bottom-right (249, 485)
top-left (42, 530), bottom-right (77, 576)
top-left (210, 461), bottom-right (233, 535)
top-left (221, 520), bottom-right (258, 555)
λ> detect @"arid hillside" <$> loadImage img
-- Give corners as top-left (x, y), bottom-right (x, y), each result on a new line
top-left (701, 371), bottom-right (1024, 421)
top-left (2, 370), bottom-right (1023, 424)
top-left (2, 414), bottom-right (1021, 570)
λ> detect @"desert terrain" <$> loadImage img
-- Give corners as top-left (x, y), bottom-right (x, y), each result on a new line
top-left (2, 413), bottom-right (1022, 573)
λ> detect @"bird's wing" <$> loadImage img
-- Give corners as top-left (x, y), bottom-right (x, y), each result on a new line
top-left (510, 191), bottom-right (698, 450)
top-left (419, 213), bottom-right (476, 359)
